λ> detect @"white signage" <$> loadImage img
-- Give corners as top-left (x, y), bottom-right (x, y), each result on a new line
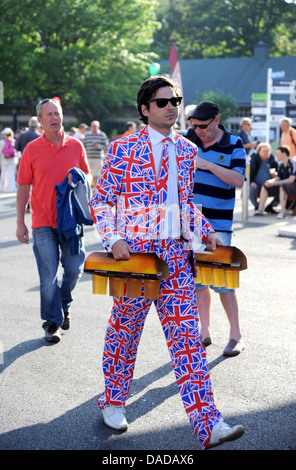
top-left (271, 71), bottom-right (285, 79)
top-left (270, 100), bottom-right (286, 108)
top-left (251, 121), bottom-right (267, 129)
top-left (251, 107), bottom-right (267, 115)
top-left (270, 86), bottom-right (294, 94)
top-left (252, 130), bottom-right (268, 139)
top-left (270, 114), bottom-right (286, 122)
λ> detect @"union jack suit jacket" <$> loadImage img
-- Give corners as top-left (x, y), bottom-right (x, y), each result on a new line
top-left (90, 126), bottom-right (214, 252)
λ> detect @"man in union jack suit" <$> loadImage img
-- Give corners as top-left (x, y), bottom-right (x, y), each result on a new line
top-left (90, 75), bottom-right (244, 449)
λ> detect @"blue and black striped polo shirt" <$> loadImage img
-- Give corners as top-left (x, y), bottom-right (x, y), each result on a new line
top-left (191, 125), bottom-right (246, 232)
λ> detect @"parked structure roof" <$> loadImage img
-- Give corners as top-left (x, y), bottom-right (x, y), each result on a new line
top-left (160, 42), bottom-right (296, 107)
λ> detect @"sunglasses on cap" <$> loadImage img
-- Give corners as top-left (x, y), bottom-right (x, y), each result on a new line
top-left (148, 96), bottom-right (182, 108)
top-left (192, 117), bottom-right (215, 130)
top-left (37, 98), bottom-right (59, 106)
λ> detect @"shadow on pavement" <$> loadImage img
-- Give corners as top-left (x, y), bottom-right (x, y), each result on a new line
top-left (0, 392), bottom-right (295, 450)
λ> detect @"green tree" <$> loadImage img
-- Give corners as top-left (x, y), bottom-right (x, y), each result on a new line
top-left (195, 89), bottom-right (238, 124)
top-left (153, 0), bottom-right (296, 59)
top-left (0, 0), bottom-right (160, 121)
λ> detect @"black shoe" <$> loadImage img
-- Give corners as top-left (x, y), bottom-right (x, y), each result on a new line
top-left (265, 206), bottom-right (278, 214)
top-left (61, 311), bottom-right (71, 330)
top-left (44, 323), bottom-right (61, 343)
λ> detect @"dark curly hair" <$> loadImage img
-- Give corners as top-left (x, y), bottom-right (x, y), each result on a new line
top-left (137, 75), bottom-right (180, 125)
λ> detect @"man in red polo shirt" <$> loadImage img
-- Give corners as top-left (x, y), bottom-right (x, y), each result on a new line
top-left (16, 98), bottom-right (91, 342)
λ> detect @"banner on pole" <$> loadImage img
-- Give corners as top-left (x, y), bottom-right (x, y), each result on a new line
top-left (169, 43), bottom-right (186, 130)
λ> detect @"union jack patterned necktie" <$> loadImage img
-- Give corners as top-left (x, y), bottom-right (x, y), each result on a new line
top-left (157, 138), bottom-right (170, 192)
top-left (156, 138), bottom-right (170, 235)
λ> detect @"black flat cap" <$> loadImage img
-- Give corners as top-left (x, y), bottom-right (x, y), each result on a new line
top-left (189, 100), bottom-right (220, 120)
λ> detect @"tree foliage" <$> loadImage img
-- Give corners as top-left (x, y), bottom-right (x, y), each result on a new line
top-left (1, 0), bottom-right (296, 124)
top-left (0, 0), bottom-right (160, 120)
top-left (195, 89), bottom-right (238, 124)
top-left (153, 0), bottom-right (296, 59)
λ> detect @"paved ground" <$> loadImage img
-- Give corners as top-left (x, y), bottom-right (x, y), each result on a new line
top-left (0, 191), bottom-right (295, 454)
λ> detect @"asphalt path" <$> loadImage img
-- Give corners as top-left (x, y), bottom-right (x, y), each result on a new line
top-left (0, 192), bottom-right (295, 455)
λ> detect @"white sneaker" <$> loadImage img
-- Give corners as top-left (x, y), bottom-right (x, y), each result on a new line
top-left (101, 405), bottom-right (128, 431)
top-left (253, 209), bottom-right (264, 216)
top-left (206, 420), bottom-right (245, 449)
top-left (276, 212), bottom-right (285, 219)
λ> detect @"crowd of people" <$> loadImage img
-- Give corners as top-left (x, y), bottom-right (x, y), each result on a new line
top-left (241, 116), bottom-right (296, 219)
top-left (2, 83), bottom-right (296, 450)
top-left (185, 112), bottom-right (296, 221)
top-left (0, 115), bottom-right (139, 194)
top-left (2, 107), bottom-right (296, 223)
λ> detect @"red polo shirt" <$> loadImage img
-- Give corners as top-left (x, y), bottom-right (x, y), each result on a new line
top-left (17, 132), bottom-right (90, 229)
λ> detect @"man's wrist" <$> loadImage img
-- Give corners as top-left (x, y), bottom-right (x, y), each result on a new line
top-left (204, 230), bottom-right (215, 243)
top-left (104, 234), bottom-right (123, 251)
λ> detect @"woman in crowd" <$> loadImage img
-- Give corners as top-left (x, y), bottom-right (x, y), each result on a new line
top-left (0, 127), bottom-right (18, 193)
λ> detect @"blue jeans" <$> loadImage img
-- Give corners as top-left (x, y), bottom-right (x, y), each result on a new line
top-left (33, 227), bottom-right (85, 327)
top-left (195, 231), bottom-right (234, 294)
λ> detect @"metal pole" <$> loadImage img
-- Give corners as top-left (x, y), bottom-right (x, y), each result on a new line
top-left (266, 68), bottom-right (272, 143)
top-left (241, 163), bottom-right (250, 221)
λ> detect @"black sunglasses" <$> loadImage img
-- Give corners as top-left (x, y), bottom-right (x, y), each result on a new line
top-left (148, 97), bottom-right (182, 108)
top-left (192, 117), bottom-right (215, 130)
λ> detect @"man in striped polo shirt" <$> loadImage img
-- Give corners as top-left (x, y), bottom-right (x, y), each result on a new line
top-left (83, 120), bottom-right (109, 189)
top-left (187, 101), bottom-right (247, 357)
